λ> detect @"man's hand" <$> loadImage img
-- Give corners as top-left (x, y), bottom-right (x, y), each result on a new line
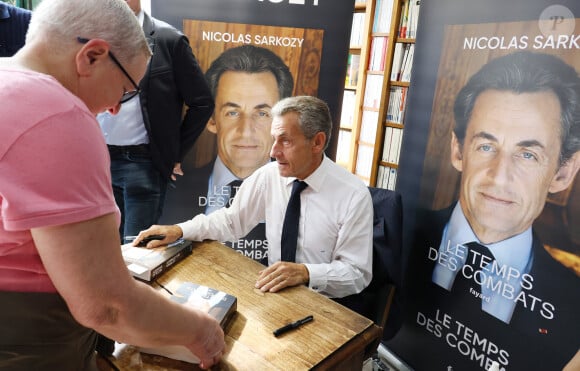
top-left (171, 162), bottom-right (184, 182)
top-left (255, 261), bottom-right (309, 293)
top-left (133, 225), bottom-right (183, 248)
top-left (185, 311), bottom-right (226, 370)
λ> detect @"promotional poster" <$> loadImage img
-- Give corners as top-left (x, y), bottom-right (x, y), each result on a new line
top-left (388, 0), bottom-right (580, 370)
top-left (153, 0), bottom-right (355, 261)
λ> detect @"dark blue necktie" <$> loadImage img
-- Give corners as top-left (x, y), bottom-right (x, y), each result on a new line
top-left (281, 180), bottom-right (308, 262)
top-left (226, 179), bottom-right (242, 208)
top-left (453, 242), bottom-right (496, 310)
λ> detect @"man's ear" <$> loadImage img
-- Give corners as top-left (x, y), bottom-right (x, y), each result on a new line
top-left (206, 116), bottom-right (218, 134)
top-left (450, 132), bottom-right (463, 172)
top-left (75, 39), bottom-right (109, 77)
top-left (549, 151), bottom-right (580, 194)
top-left (311, 132), bottom-right (326, 154)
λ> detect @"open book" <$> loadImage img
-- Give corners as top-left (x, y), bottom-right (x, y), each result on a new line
top-left (121, 239), bottom-right (193, 282)
top-left (137, 282), bottom-right (237, 363)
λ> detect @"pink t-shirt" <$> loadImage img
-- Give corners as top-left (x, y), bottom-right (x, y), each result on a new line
top-left (0, 68), bottom-right (120, 293)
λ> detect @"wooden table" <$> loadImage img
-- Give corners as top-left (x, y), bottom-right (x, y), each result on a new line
top-left (99, 241), bottom-right (381, 370)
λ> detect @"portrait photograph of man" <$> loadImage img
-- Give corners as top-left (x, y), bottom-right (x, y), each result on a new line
top-left (387, 20), bottom-right (580, 371)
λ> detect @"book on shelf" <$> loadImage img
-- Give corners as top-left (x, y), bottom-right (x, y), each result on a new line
top-left (121, 238), bottom-right (193, 282)
top-left (387, 127), bottom-right (403, 164)
top-left (137, 282), bottom-right (238, 364)
top-left (340, 90), bottom-right (356, 128)
top-left (398, 0), bottom-right (410, 38)
top-left (390, 43), bottom-right (405, 80)
top-left (387, 86), bottom-right (408, 123)
top-left (372, 0), bottom-right (394, 33)
top-left (387, 167), bottom-right (398, 190)
top-left (400, 44), bottom-right (415, 82)
top-left (398, 87), bottom-right (408, 124)
top-left (382, 126), bottom-right (394, 161)
top-left (336, 129), bottom-right (352, 165)
top-left (377, 164), bottom-right (384, 185)
top-left (386, 87), bottom-right (397, 122)
top-left (350, 11), bottom-right (366, 47)
top-left (355, 144), bottom-right (374, 182)
top-left (345, 53), bottom-right (361, 86)
top-left (369, 36), bottom-right (388, 71)
top-left (382, 125), bottom-right (403, 164)
top-left (363, 74), bottom-right (383, 109)
top-left (377, 165), bottom-right (398, 191)
top-left (398, 0), bottom-right (421, 38)
top-left (406, 0), bottom-right (421, 38)
top-left (360, 110), bottom-right (379, 143)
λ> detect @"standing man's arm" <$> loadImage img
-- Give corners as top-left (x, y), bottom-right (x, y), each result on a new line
top-left (33, 213), bottom-right (224, 369)
top-left (173, 34), bottom-right (214, 164)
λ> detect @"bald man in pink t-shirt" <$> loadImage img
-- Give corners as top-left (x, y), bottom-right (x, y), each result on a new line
top-left (0, 0), bottom-right (224, 369)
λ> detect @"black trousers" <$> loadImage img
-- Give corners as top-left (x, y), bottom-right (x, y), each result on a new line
top-left (0, 291), bottom-right (98, 371)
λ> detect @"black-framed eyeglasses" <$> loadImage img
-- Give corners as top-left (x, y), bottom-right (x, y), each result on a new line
top-left (77, 37), bottom-right (141, 104)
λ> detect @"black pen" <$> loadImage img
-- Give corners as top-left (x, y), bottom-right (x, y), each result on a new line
top-left (273, 315), bottom-right (314, 337)
top-left (136, 234), bottom-right (166, 247)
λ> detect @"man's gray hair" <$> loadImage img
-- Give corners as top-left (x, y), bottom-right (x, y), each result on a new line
top-left (454, 51), bottom-right (580, 165)
top-left (272, 95), bottom-right (333, 150)
top-left (27, 0), bottom-right (150, 62)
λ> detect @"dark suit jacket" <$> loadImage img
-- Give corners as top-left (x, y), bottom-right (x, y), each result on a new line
top-left (0, 3), bottom-right (31, 57)
top-left (140, 14), bottom-right (214, 180)
top-left (160, 161), bottom-right (212, 224)
top-left (386, 204), bottom-right (580, 370)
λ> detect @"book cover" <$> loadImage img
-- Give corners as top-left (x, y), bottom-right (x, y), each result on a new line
top-left (387, 0), bottom-right (580, 367)
top-left (121, 239), bottom-right (193, 282)
top-left (137, 282), bottom-right (238, 364)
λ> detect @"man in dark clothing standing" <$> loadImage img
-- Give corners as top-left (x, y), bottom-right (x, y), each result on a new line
top-left (97, 0), bottom-right (214, 242)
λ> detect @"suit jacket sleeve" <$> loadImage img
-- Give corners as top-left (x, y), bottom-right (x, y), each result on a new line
top-left (141, 15), bottom-right (215, 179)
top-left (172, 34), bottom-right (214, 161)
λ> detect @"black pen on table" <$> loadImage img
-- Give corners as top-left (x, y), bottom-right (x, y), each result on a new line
top-left (273, 315), bottom-right (314, 337)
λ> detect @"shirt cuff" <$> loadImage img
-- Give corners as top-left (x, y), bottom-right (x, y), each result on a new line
top-left (177, 219), bottom-right (196, 240)
top-left (303, 263), bottom-right (327, 292)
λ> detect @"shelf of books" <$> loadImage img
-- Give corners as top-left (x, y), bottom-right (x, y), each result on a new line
top-left (337, 1), bottom-right (372, 170)
top-left (374, 0), bottom-right (420, 190)
top-left (347, 0), bottom-right (420, 190)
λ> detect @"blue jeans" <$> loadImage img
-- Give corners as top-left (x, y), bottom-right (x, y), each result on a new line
top-left (108, 147), bottom-right (167, 242)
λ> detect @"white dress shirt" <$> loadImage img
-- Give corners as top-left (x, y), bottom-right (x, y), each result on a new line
top-left (96, 10), bottom-right (147, 146)
top-left (178, 155), bottom-right (373, 298)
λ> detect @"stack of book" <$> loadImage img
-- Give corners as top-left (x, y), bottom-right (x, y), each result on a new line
top-left (121, 239), bottom-right (193, 282)
top-left (137, 282), bottom-right (237, 363)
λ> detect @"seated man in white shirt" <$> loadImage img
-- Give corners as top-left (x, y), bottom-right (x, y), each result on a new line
top-left (134, 95), bottom-right (373, 298)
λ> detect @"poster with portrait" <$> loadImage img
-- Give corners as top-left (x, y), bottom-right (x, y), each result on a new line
top-left (386, 1), bottom-right (580, 370)
top-left (181, 20), bottom-right (323, 168)
top-left (153, 0), bottom-right (355, 262)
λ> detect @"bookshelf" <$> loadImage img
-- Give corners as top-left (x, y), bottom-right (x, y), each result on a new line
top-left (337, 1), bottom-right (372, 169)
top-left (339, 0), bottom-right (420, 190)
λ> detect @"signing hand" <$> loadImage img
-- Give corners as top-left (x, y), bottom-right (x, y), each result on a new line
top-left (133, 225), bottom-right (183, 248)
top-left (255, 261), bottom-right (309, 293)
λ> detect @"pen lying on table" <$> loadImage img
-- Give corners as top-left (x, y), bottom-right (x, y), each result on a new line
top-left (273, 315), bottom-right (314, 337)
